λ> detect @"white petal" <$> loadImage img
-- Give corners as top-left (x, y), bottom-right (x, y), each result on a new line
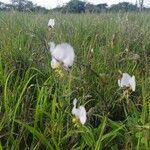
top-left (120, 73), bottom-right (131, 87)
top-left (51, 58), bottom-right (59, 69)
top-left (49, 42), bottom-right (55, 53)
top-left (48, 19), bottom-right (55, 28)
top-left (72, 99), bottom-right (77, 115)
top-left (72, 106), bottom-right (78, 115)
top-left (78, 106), bottom-right (87, 125)
top-left (73, 98), bottom-right (77, 106)
top-left (129, 76), bottom-right (136, 91)
top-left (118, 79), bottom-right (121, 87)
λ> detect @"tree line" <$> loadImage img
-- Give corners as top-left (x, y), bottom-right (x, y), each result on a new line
top-left (0, 0), bottom-right (148, 13)
top-left (54, 0), bottom-right (147, 13)
top-left (0, 0), bottom-right (48, 12)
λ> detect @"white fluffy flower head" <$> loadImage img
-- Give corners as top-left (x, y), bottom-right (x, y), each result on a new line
top-left (49, 42), bottom-right (75, 70)
top-left (118, 73), bottom-right (136, 91)
top-left (72, 98), bottom-right (87, 125)
top-left (48, 19), bottom-right (55, 28)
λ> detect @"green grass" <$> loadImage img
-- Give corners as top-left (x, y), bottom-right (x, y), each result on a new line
top-left (0, 11), bottom-right (150, 149)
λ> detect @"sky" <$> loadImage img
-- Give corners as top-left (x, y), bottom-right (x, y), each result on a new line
top-left (0, 0), bottom-right (149, 9)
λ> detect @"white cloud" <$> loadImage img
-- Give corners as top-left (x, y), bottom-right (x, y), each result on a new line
top-left (0, 0), bottom-right (10, 4)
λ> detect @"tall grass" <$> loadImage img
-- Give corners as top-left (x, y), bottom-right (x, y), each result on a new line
top-left (0, 11), bottom-right (150, 149)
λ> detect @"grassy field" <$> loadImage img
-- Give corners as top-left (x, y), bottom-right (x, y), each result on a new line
top-left (0, 11), bottom-right (150, 149)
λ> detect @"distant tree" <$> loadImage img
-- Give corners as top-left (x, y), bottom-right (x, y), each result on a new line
top-left (139, 0), bottom-right (144, 11)
top-left (0, 2), bottom-right (5, 10)
top-left (52, 5), bottom-right (66, 13)
top-left (31, 5), bottom-right (48, 13)
top-left (85, 3), bottom-right (95, 13)
top-left (110, 2), bottom-right (138, 12)
top-left (25, 1), bottom-right (34, 11)
top-left (1, 0), bottom-right (49, 12)
top-left (65, 0), bottom-right (86, 13)
top-left (0, 2), bottom-right (13, 11)
top-left (5, 4), bottom-right (14, 10)
top-left (95, 3), bottom-right (108, 13)
top-left (11, 0), bottom-right (34, 11)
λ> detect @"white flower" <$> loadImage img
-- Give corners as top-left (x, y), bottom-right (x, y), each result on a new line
top-left (48, 19), bottom-right (55, 28)
top-left (129, 75), bottom-right (136, 91)
top-left (72, 98), bottom-right (87, 125)
top-left (49, 42), bottom-right (75, 69)
top-left (118, 73), bottom-right (136, 91)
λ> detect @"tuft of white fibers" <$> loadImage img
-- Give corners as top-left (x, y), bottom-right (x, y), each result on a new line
top-left (118, 73), bottom-right (136, 91)
top-left (49, 42), bottom-right (75, 69)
